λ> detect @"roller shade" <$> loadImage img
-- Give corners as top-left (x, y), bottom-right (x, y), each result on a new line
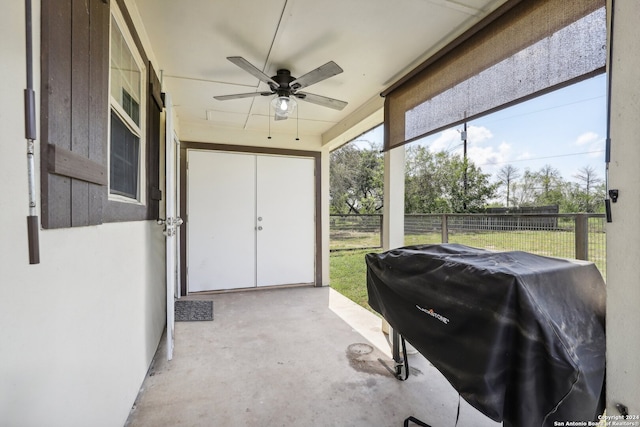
top-left (383, 0), bottom-right (606, 151)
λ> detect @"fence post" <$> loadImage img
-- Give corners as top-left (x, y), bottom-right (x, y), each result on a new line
top-left (379, 214), bottom-right (384, 248)
top-left (575, 214), bottom-right (589, 261)
top-left (441, 214), bottom-right (449, 243)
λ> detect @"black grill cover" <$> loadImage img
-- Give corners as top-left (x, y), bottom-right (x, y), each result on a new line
top-left (366, 244), bottom-right (605, 427)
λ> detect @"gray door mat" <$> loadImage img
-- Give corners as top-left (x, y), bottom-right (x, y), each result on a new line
top-left (175, 300), bottom-right (213, 321)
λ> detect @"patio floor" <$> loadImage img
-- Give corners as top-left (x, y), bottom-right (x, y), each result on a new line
top-left (124, 286), bottom-right (501, 427)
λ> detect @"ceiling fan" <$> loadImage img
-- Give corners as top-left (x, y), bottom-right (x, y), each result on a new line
top-left (214, 56), bottom-right (348, 120)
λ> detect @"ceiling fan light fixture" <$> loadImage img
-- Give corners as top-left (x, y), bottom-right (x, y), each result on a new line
top-left (271, 95), bottom-right (296, 117)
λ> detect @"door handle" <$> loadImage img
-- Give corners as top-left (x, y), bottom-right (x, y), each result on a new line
top-left (257, 226), bottom-right (263, 231)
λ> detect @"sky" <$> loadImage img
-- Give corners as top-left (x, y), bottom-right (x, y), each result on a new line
top-left (353, 74), bottom-right (608, 185)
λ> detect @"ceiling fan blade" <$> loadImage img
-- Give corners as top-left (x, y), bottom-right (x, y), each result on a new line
top-left (214, 91), bottom-right (272, 101)
top-left (290, 61), bottom-right (343, 90)
top-left (227, 56), bottom-right (279, 87)
top-left (296, 92), bottom-right (348, 110)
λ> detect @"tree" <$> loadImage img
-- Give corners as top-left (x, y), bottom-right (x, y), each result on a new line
top-left (440, 154), bottom-right (497, 212)
top-left (329, 142), bottom-right (383, 214)
top-left (573, 165), bottom-right (604, 213)
top-left (559, 181), bottom-right (583, 213)
top-left (532, 164), bottom-right (565, 207)
top-left (496, 165), bottom-right (520, 208)
top-left (405, 146), bottom-right (449, 213)
top-left (511, 169), bottom-right (538, 207)
top-left (510, 166), bottom-right (566, 208)
top-left (405, 146), bottom-right (497, 213)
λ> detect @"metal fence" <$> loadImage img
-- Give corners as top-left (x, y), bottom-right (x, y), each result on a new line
top-left (330, 213), bottom-right (607, 276)
top-left (329, 214), bottom-right (383, 250)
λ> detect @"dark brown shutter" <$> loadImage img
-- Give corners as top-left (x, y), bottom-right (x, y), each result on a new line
top-left (40, 0), bottom-right (109, 228)
top-left (41, 0), bottom-right (163, 226)
top-left (147, 62), bottom-right (163, 220)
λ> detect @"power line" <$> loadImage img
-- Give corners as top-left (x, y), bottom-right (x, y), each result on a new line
top-left (477, 150), bottom-right (605, 167)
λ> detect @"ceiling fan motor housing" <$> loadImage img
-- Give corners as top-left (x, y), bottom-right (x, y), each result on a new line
top-left (272, 69), bottom-right (297, 94)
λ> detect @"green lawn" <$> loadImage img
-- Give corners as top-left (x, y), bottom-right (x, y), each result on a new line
top-left (329, 249), bottom-right (378, 314)
top-left (330, 231), bottom-right (606, 311)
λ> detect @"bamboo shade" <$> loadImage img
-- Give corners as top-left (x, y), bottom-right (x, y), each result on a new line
top-left (383, 0), bottom-right (606, 151)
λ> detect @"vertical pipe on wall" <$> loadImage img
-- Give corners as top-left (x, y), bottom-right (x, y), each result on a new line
top-left (604, 0), bottom-right (616, 223)
top-left (24, 0), bottom-right (40, 264)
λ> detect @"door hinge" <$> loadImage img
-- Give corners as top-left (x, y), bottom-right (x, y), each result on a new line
top-left (157, 216), bottom-right (184, 236)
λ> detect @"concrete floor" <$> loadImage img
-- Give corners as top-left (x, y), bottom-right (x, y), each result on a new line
top-left (125, 286), bottom-right (501, 427)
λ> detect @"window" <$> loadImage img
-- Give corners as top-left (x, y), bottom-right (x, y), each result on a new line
top-left (110, 110), bottom-right (140, 198)
top-left (109, 6), bottom-right (146, 202)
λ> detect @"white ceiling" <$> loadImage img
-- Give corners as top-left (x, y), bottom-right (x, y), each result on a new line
top-left (133, 0), bottom-right (507, 140)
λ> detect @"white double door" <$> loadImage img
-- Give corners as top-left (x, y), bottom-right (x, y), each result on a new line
top-left (187, 150), bottom-right (315, 291)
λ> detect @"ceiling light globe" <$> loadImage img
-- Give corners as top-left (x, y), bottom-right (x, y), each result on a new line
top-left (271, 96), bottom-right (297, 117)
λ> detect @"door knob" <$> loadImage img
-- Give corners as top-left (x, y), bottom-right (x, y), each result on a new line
top-left (257, 226), bottom-right (263, 231)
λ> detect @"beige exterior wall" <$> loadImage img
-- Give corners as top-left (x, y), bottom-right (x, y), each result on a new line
top-left (606, 0), bottom-right (640, 414)
top-left (178, 120), bottom-right (323, 150)
top-left (0, 1), bottom-right (166, 425)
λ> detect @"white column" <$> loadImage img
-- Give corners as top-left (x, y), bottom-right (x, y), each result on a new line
top-left (607, 0), bottom-right (640, 414)
top-left (383, 145), bottom-right (405, 250)
top-left (381, 144), bottom-right (405, 335)
top-left (321, 148), bottom-right (331, 286)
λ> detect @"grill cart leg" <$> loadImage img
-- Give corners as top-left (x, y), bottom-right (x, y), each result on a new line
top-left (393, 332), bottom-right (432, 427)
top-left (404, 416), bottom-right (432, 427)
top-left (392, 329), bottom-right (409, 381)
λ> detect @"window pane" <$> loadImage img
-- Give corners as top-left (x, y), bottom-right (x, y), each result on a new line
top-left (110, 15), bottom-right (141, 127)
top-left (110, 111), bottom-right (140, 199)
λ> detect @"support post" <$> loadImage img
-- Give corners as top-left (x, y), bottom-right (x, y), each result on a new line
top-left (441, 214), bottom-right (449, 243)
top-left (381, 144), bottom-right (405, 339)
top-left (382, 145), bottom-right (405, 250)
top-left (575, 214), bottom-right (588, 261)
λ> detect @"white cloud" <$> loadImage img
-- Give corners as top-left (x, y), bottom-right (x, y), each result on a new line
top-left (574, 131), bottom-right (605, 158)
top-left (428, 125), bottom-right (494, 154)
top-left (468, 125), bottom-right (493, 144)
top-left (416, 125), bottom-right (511, 175)
top-left (469, 141), bottom-right (512, 171)
top-left (428, 128), bottom-right (460, 153)
top-left (575, 131), bottom-right (599, 146)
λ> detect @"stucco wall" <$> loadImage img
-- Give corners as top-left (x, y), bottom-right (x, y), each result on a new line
top-left (606, 0), bottom-right (640, 415)
top-left (0, 2), bottom-right (166, 426)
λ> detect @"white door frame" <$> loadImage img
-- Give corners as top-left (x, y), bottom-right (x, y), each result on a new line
top-left (182, 144), bottom-right (323, 290)
top-left (164, 93), bottom-right (182, 361)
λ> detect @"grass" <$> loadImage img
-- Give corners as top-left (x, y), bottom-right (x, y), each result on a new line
top-left (329, 249), bottom-right (378, 314)
top-left (329, 231), bottom-right (381, 251)
top-left (330, 230), bottom-right (607, 311)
